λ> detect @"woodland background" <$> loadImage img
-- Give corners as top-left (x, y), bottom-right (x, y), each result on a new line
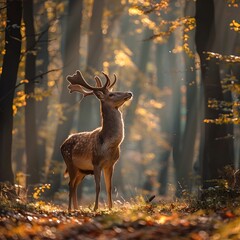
top-left (0, 0), bottom-right (240, 205)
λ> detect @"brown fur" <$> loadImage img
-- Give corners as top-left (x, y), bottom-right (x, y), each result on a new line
top-left (61, 71), bottom-right (132, 211)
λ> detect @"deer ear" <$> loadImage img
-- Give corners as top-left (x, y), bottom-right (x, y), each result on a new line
top-left (94, 91), bottom-right (104, 100)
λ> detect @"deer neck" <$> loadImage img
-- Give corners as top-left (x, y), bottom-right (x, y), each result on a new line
top-left (100, 103), bottom-right (124, 145)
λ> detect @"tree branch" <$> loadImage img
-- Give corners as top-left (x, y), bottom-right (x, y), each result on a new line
top-left (0, 68), bottom-right (62, 104)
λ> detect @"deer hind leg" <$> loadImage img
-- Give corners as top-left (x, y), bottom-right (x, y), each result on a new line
top-left (93, 166), bottom-right (101, 211)
top-left (103, 166), bottom-right (113, 209)
top-left (72, 173), bottom-right (85, 210)
top-left (68, 166), bottom-right (79, 212)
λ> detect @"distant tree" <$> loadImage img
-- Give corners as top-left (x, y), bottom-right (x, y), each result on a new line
top-left (23, 0), bottom-right (40, 186)
top-left (0, 0), bottom-right (22, 184)
top-left (78, 0), bottom-right (105, 133)
top-left (49, 0), bottom-right (83, 194)
top-left (115, 27), bottom-right (153, 193)
top-left (35, 0), bottom-right (50, 178)
top-left (156, 40), bottom-right (174, 196)
top-left (153, 3), bottom-right (183, 196)
top-left (173, 1), bottom-right (198, 195)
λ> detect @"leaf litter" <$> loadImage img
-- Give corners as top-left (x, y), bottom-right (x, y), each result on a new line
top-left (1, 197), bottom-right (240, 239)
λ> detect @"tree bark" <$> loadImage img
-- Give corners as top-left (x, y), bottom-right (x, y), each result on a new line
top-left (23, 0), bottom-right (40, 186)
top-left (35, 1), bottom-right (50, 181)
top-left (195, 0), bottom-right (234, 188)
top-left (0, 0), bottom-right (22, 184)
top-left (49, 0), bottom-right (83, 194)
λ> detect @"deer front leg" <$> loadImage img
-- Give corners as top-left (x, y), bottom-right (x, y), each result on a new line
top-left (103, 166), bottom-right (113, 209)
top-left (93, 166), bottom-right (101, 211)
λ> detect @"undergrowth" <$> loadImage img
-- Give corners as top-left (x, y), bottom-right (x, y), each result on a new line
top-left (1, 181), bottom-right (240, 239)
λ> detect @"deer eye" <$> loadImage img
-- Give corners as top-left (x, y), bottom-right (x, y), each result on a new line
top-left (109, 93), bottom-right (114, 97)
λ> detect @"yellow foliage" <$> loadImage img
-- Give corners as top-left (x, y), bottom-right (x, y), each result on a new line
top-left (230, 20), bottom-right (240, 32)
top-left (13, 91), bottom-right (27, 116)
top-left (149, 99), bottom-right (164, 109)
top-left (172, 45), bottom-right (183, 54)
top-left (205, 51), bottom-right (240, 63)
top-left (29, 87), bottom-right (52, 101)
top-left (48, 80), bottom-right (55, 87)
top-left (114, 49), bottom-right (134, 67)
top-left (33, 184), bottom-right (51, 200)
top-left (12, 87), bottom-right (52, 116)
top-left (227, 0), bottom-right (239, 7)
top-left (20, 79), bottom-right (29, 84)
top-left (136, 107), bottom-right (147, 116)
top-left (141, 17), bottom-right (156, 29)
top-left (129, 7), bottom-right (143, 16)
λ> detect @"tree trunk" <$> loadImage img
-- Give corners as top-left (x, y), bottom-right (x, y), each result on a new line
top-left (23, 0), bottom-right (40, 186)
top-left (156, 43), bottom-right (172, 195)
top-left (78, 0), bottom-right (105, 133)
top-left (86, 0), bottom-right (105, 73)
top-left (195, 0), bottom-right (234, 188)
top-left (174, 2), bottom-right (198, 195)
top-left (156, 34), bottom-right (180, 196)
top-left (49, 0), bottom-right (83, 194)
top-left (35, 2), bottom-right (50, 181)
top-left (114, 28), bottom-right (152, 193)
top-left (0, 0), bottom-right (22, 184)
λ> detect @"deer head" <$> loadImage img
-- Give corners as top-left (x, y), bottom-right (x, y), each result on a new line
top-left (67, 70), bottom-right (132, 108)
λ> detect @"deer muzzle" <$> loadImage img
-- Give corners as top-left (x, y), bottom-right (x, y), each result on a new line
top-left (125, 92), bottom-right (133, 101)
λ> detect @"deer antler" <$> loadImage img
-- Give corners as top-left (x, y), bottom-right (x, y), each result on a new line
top-left (66, 71), bottom-right (118, 96)
top-left (109, 74), bottom-right (117, 89)
top-left (102, 72), bottom-right (117, 89)
top-left (67, 84), bottom-right (93, 97)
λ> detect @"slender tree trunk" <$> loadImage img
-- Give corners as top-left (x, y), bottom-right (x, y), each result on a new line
top-left (49, 0), bottom-right (83, 194)
top-left (156, 34), bottom-right (180, 196)
top-left (195, 0), bottom-right (234, 189)
top-left (23, 0), bottom-right (40, 186)
top-left (174, 2), bottom-right (198, 195)
top-left (86, 0), bottom-right (104, 73)
top-left (156, 43), bottom-right (172, 195)
top-left (35, 2), bottom-right (50, 181)
top-left (78, 0), bottom-right (105, 133)
top-left (0, 0), bottom-right (22, 183)
top-left (114, 28), bottom-right (152, 193)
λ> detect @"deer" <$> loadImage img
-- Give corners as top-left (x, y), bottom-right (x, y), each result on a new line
top-left (61, 70), bottom-right (132, 212)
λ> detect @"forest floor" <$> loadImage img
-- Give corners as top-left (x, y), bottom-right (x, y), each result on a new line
top-left (1, 189), bottom-right (240, 240)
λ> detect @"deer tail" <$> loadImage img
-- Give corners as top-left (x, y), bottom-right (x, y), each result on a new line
top-left (64, 168), bottom-right (69, 178)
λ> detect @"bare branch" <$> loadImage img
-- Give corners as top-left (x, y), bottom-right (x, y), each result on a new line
top-left (0, 68), bottom-right (61, 104)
